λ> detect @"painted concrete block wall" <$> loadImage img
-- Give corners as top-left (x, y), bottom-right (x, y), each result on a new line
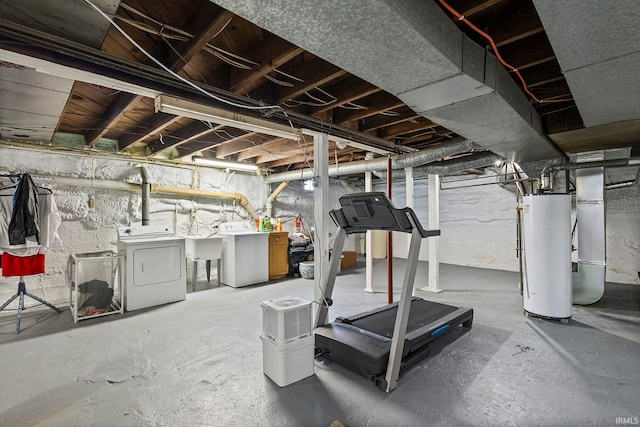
top-left (0, 145), bottom-right (364, 309)
top-left (605, 186), bottom-right (640, 284)
top-left (375, 175), bottom-right (519, 272)
top-left (377, 174), bottom-right (640, 285)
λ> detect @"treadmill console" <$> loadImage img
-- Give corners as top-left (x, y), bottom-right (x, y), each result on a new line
top-left (329, 192), bottom-right (440, 238)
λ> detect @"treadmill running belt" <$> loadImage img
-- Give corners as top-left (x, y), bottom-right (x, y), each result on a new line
top-left (342, 299), bottom-right (458, 338)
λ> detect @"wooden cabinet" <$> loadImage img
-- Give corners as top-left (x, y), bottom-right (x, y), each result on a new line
top-left (268, 232), bottom-right (289, 279)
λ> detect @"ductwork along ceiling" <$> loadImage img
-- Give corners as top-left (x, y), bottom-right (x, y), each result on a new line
top-left (0, 0), bottom-right (638, 176)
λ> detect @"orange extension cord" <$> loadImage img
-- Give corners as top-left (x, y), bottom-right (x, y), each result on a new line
top-left (438, 0), bottom-right (573, 104)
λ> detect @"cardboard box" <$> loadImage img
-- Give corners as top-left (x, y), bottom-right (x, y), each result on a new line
top-left (341, 251), bottom-right (357, 269)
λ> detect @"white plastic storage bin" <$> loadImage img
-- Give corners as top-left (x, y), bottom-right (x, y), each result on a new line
top-left (260, 334), bottom-right (315, 387)
top-left (261, 296), bottom-right (312, 345)
top-left (68, 251), bottom-right (124, 323)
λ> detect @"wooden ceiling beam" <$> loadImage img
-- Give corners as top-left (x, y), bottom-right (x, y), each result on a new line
top-left (333, 92), bottom-right (405, 124)
top-left (256, 149), bottom-right (308, 164)
top-left (359, 109), bottom-right (418, 133)
top-left (499, 32), bottom-right (555, 69)
top-left (174, 126), bottom-right (251, 158)
top-left (261, 154), bottom-right (310, 168)
top-left (229, 35), bottom-right (304, 95)
top-left (379, 118), bottom-right (438, 139)
top-left (84, 93), bottom-right (142, 147)
top-left (308, 79), bottom-right (382, 116)
top-left (170, 9), bottom-right (235, 70)
top-left (275, 58), bottom-right (348, 104)
top-left (474, 2), bottom-right (545, 48)
top-left (215, 132), bottom-right (269, 158)
top-left (237, 137), bottom-right (309, 161)
top-left (397, 128), bottom-right (454, 145)
top-left (118, 113), bottom-right (180, 150)
top-left (147, 121), bottom-right (218, 154)
top-left (96, 8), bottom-right (233, 149)
top-left (460, 0), bottom-right (509, 19)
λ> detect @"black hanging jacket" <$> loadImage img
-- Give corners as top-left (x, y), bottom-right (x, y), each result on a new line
top-left (8, 173), bottom-right (40, 245)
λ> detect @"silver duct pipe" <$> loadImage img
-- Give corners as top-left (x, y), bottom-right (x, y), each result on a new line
top-left (265, 138), bottom-right (473, 183)
top-left (373, 151), bottom-right (503, 180)
top-left (213, 0), bottom-right (561, 163)
top-left (572, 154), bottom-right (607, 305)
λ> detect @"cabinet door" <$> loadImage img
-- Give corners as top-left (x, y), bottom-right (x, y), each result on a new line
top-left (269, 233), bottom-right (289, 279)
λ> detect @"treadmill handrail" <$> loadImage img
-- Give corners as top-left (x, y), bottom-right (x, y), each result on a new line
top-left (328, 192), bottom-right (440, 238)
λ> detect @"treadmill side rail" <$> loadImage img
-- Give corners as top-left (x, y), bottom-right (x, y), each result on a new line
top-left (384, 213), bottom-right (423, 392)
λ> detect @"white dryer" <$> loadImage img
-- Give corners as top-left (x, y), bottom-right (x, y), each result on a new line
top-left (218, 222), bottom-right (269, 288)
top-left (117, 225), bottom-right (186, 311)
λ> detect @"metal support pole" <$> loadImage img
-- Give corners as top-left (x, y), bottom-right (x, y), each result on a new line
top-left (364, 170), bottom-right (375, 293)
top-left (405, 167), bottom-right (415, 295)
top-left (421, 174), bottom-right (442, 293)
top-left (313, 131), bottom-right (330, 314)
top-left (384, 214), bottom-right (423, 392)
top-left (387, 157), bottom-right (393, 304)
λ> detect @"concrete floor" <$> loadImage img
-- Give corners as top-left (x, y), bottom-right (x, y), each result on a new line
top-left (0, 259), bottom-right (638, 427)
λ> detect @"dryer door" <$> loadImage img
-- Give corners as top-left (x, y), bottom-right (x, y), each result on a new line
top-left (132, 245), bottom-right (182, 286)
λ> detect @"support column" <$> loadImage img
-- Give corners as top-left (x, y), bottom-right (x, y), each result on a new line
top-left (405, 167), bottom-right (416, 295)
top-left (386, 157), bottom-right (393, 304)
top-left (421, 174), bottom-right (442, 293)
top-left (364, 170), bottom-right (375, 293)
top-left (313, 132), bottom-right (330, 309)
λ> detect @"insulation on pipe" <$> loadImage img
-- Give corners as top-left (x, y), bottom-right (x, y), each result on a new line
top-left (373, 151), bottom-right (504, 180)
top-left (45, 175), bottom-right (259, 220)
top-left (266, 181), bottom-right (289, 218)
top-left (264, 138), bottom-right (474, 183)
top-left (150, 184), bottom-right (259, 220)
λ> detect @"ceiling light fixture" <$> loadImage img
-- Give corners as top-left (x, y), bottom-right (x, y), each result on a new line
top-left (156, 95), bottom-right (299, 140)
top-left (192, 156), bottom-right (259, 172)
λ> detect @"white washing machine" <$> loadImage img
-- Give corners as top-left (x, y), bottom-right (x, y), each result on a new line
top-left (117, 225), bottom-right (186, 311)
top-left (218, 222), bottom-right (269, 288)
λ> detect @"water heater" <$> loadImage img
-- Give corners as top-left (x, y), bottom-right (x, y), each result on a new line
top-left (522, 193), bottom-right (572, 321)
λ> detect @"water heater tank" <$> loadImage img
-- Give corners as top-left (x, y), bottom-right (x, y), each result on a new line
top-left (522, 193), bottom-right (572, 320)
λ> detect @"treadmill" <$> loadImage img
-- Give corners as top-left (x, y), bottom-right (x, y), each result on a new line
top-left (314, 192), bottom-right (473, 392)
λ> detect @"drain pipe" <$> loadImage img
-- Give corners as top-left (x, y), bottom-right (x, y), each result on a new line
top-left (266, 181), bottom-right (289, 218)
top-left (139, 165), bottom-right (150, 226)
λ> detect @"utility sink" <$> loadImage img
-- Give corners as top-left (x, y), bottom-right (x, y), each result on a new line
top-left (183, 236), bottom-right (223, 261)
top-left (183, 236), bottom-right (224, 290)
